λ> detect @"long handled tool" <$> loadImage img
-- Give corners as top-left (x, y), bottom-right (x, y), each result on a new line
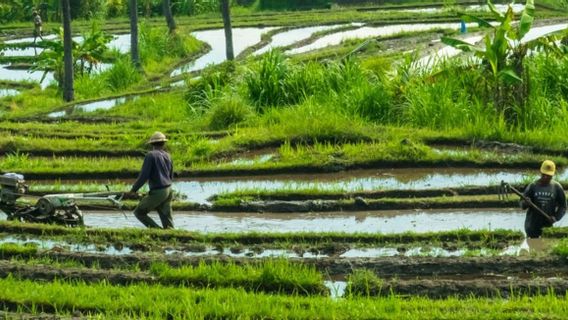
top-left (499, 180), bottom-right (555, 223)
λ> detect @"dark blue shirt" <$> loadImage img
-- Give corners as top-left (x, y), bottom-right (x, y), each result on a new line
top-left (131, 149), bottom-right (173, 192)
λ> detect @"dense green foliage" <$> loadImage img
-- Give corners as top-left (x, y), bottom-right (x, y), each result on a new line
top-left (150, 260), bottom-right (327, 294)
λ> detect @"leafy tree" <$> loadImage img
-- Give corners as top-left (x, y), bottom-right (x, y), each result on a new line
top-left (442, 0), bottom-right (567, 123)
top-left (33, 25), bottom-right (112, 90)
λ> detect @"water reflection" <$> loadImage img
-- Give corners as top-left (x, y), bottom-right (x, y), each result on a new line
top-left (0, 88), bottom-right (20, 97)
top-left (288, 22), bottom-right (473, 54)
top-left (254, 24), bottom-right (345, 55)
top-left (171, 27), bottom-right (274, 76)
top-left (173, 168), bottom-right (531, 203)
top-left (69, 208), bottom-right (568, 233)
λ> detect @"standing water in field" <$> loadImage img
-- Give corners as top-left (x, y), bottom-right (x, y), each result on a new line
top-left (75, 208), bottom-right (568, 233)
top-left (171, 168), bottom-right (535, 203)
top-left (0, 88), bottom-right (20, 97)
top-left (171, 27), bottom-right (275, 76)
top-left (287, 22), bottom-right (475, 54)
top-left (254, 24), bottom-right (347, 55)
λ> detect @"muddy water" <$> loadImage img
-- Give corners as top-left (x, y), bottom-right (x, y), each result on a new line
top-left (254, 24), bottom-right (346, 55)
top-left (288, 22), bottom-right (474, 54)
top-left (412, 35), bottom-right (483, 70)
top-left (1, 34), bottom-right (130, 57)
top-left (31, 168), bottom-right (540, 203)
top-left (367, 4), bottom-right (524, 13)
top-left (73, 208), bottom-right (568, 233)
top-left (47, 95), bottom-right (140, 117)
top-left (173, 168), bottom-right (535, 203)
top-left (0, 235), bottom-right (132, 255)
top-left (0, 88), bottom-right (20, 97)
top-left (171, 27), bottom-right (274, 76)
top-left (0, 62), bottom-right (111, 90)
top-left (0, 64), bottom-right (54, 89)
top-left (522, 23), bottom-right (568, 43)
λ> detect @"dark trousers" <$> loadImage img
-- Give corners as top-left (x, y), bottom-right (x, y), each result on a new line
top-left (525, 212), bottom-right (553, 238)
top-left (133, 187), bottom-right (174, 229)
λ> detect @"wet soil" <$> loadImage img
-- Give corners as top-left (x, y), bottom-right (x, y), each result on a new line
top-left (2, 250), bottom-right (565, 278)
top-left (217, 197), bottom-right (513, 213)
top-left (0, 220), bottom-right (523, 245)
top-left (0, 260), bottom-right (327, 295)
top-left (353, 277), bottom-right (568, 298)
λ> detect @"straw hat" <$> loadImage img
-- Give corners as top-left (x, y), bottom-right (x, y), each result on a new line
top-left (148, 131), bottom-right (167, 144)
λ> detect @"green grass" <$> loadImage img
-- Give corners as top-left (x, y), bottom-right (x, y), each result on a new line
top-left (0, 220), bottom-right (524, 248)
top-left (0, 242), bottom-right (38, 256)
top-left (150, 259), bottom-right (327, 295)
top-left (1, 276), bottom-right (568, 319)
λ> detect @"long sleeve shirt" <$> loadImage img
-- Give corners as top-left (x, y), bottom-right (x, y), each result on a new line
top-left (522, 180), bottom-right (566, 222)
top-left (131, 149), bottom-right (173, 192)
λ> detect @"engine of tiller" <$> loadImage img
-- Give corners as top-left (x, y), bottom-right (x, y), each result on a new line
top-left (0, 173), bottom-right (84, 227)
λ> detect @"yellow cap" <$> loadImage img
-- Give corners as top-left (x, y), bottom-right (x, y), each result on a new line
top-left (148, 131), bottom-right (167, 144)
top-left (540, 160), bottom-right (556, 176)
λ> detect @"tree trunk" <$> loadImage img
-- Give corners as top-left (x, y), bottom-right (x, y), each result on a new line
top-left (61, 0), bottom-right (74, 102)
top-left (129, 0), bottom-right (141, 69)
top-left (163, 0), bottom-right (177, 34)
top-left (221, 0), bottom-right (234, 60)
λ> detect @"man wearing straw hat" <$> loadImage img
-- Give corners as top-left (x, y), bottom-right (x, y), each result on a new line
top-left (521, 160), bottom-right (566, 238)
top-left (128, 131), bottom-right (174, 229)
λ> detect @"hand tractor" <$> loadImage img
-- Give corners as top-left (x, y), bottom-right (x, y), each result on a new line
top-left (0, 173), bottom-right (124, 227)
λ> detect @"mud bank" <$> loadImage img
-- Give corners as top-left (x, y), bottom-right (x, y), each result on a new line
top-left (2, 250), bottom-right (565, 278)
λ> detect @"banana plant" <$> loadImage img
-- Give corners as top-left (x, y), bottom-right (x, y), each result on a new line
top-left (32, 25), bottom-right (113, 88)
top-left (441, 0), bottom-right (567, 119)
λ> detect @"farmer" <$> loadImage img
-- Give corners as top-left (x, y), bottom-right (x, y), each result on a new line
top-left (128, 131), bottom-right (174, 229)
top-left (32, 10), bottom-right (44, 43)
top-left (521, 160), bottom-right (566, 238)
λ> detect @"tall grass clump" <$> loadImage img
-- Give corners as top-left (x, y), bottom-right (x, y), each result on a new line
top-left (150, 259), bottom-right (327, 295)
top-left (345, 269), bottom-right (383, 297)
top-left (139, 24), bottom-right (202, 74)
top-left (206, 93), bottom-right (255, 130)
top-left (104, 57), bottom-right (142, 91)
top-left (245, 51), bottom-right (327, 111)
top-left (245, 50), bottom-right (290, 110)
top-left (401, 59), bottom-right (494, 130)
top-left (551, 238), bottom-right (568, 257)
top-left (185, 61), bottom-right (236, 113)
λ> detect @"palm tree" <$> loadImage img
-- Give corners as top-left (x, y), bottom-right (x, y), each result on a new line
top-left (163, 0), bottom-right (176, 33)
top-left (61, 0), bottom-right (73, 102)
top-left (220, 0), bottom-right (234, 60)
top-left (129, 0), bottom-right (141, 69)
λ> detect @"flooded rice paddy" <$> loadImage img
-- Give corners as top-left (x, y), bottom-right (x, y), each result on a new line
top-left (31, 167), bottom-right (553, 203)
top-left (253, 24), bottom-right (346, 55)
top-left (172, 168), bottom-right (538, 203)
top-left (47, 95), bottom-right (141, 117)
top-left (171, 27), bottom-right (275, 76)
top-left (287, 22), bottom-right (474, 54)
top-left (0, 88), bottom-right (20, 97)
top-left (16, 208), bottom-right (560, 233)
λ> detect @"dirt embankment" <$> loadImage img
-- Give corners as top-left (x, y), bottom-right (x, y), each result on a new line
top-left (2, 251), bottom-right (567, 278)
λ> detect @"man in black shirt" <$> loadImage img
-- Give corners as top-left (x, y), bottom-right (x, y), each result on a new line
top-left (129, 132), bottom-right (174, 229)
top-left (522, 160), bottom-right (566, 238)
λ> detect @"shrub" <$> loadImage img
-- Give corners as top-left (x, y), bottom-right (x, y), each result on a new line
top-left (207, 94), bottom-right (254, 130)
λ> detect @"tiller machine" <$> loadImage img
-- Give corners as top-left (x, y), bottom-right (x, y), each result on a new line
top-left (0, 173), bottom-right (124, 227)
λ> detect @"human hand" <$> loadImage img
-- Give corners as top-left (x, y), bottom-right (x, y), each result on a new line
top-left (124, 191), bottom-right (139, 199)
